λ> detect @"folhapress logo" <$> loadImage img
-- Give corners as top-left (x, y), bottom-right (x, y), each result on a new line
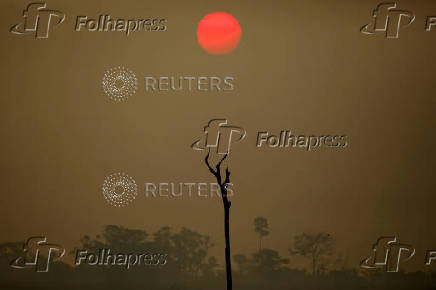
top-left (192, 119), bottom-right (246, 155)
top-left (10, 3), bottom-right (167, 39)
top-left (360, 3), bottom-right (436, 38)
top-left (360, 236), bottom-right (415, 272)
top-left (361, 2), bottom-right (415, 38)
top-left (75, 15), bottom-right (166, 35)
top-left (11, 236), bottom-right (167, 272)
top-left (10, 236), bottom-right (65, 272)
top-left (10, 2), bottom-right (65, 39)
top-left (361, 236), bottom-right (436, 272)
top-left (192, 120), bottom-right (348, 153)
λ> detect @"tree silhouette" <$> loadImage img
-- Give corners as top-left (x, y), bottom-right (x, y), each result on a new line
top-left (204, 152), bottom-right (233, 290)
top-left (233, 254), bottom-right (249, 275)
top-left (171, 227), bottom-right (214, 278)
top-left (2, 227), bottom-right (436, 290)
top-left (252, 249), bottom-right (289, 272)
top-left (289, 232), bottom-right (335, 276)
top-left (253, 217), bottom-right (269, 252)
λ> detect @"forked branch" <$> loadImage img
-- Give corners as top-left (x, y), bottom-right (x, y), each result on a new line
top-left (205, 152), bottom-right (229, 184)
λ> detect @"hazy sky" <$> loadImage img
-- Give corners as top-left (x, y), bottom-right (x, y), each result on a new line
top-left (1, 0), bottom-right (435, 271)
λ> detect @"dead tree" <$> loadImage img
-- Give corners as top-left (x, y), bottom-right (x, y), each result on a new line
top-left (205, 152), bottom-right (232, 290)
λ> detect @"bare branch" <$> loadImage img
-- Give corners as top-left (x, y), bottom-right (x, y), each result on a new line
top-left (224, 167), bottom-right (231, 185)
top-left (205, 152), bottom-right (217, 176)
top-left (214, 154), bottom-right (228, 185)
top-left (216, 153), bottom-right (229, 171)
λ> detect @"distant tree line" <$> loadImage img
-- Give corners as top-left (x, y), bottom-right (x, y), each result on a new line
top-left (0, 220), bottom-right (435, 290)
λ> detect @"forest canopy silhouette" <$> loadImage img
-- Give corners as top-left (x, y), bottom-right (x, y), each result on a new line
top-left (1, 222), bottom-right (435, 290)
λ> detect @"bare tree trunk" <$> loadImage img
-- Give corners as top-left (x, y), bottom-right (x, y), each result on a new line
top-left (205, 153), bottom-right (232, 290)
top-left (223, 199), bottom-right (232, 290)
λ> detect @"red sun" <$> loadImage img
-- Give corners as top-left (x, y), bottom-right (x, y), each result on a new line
top-left (197, 12), bottom-right (241, 55)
